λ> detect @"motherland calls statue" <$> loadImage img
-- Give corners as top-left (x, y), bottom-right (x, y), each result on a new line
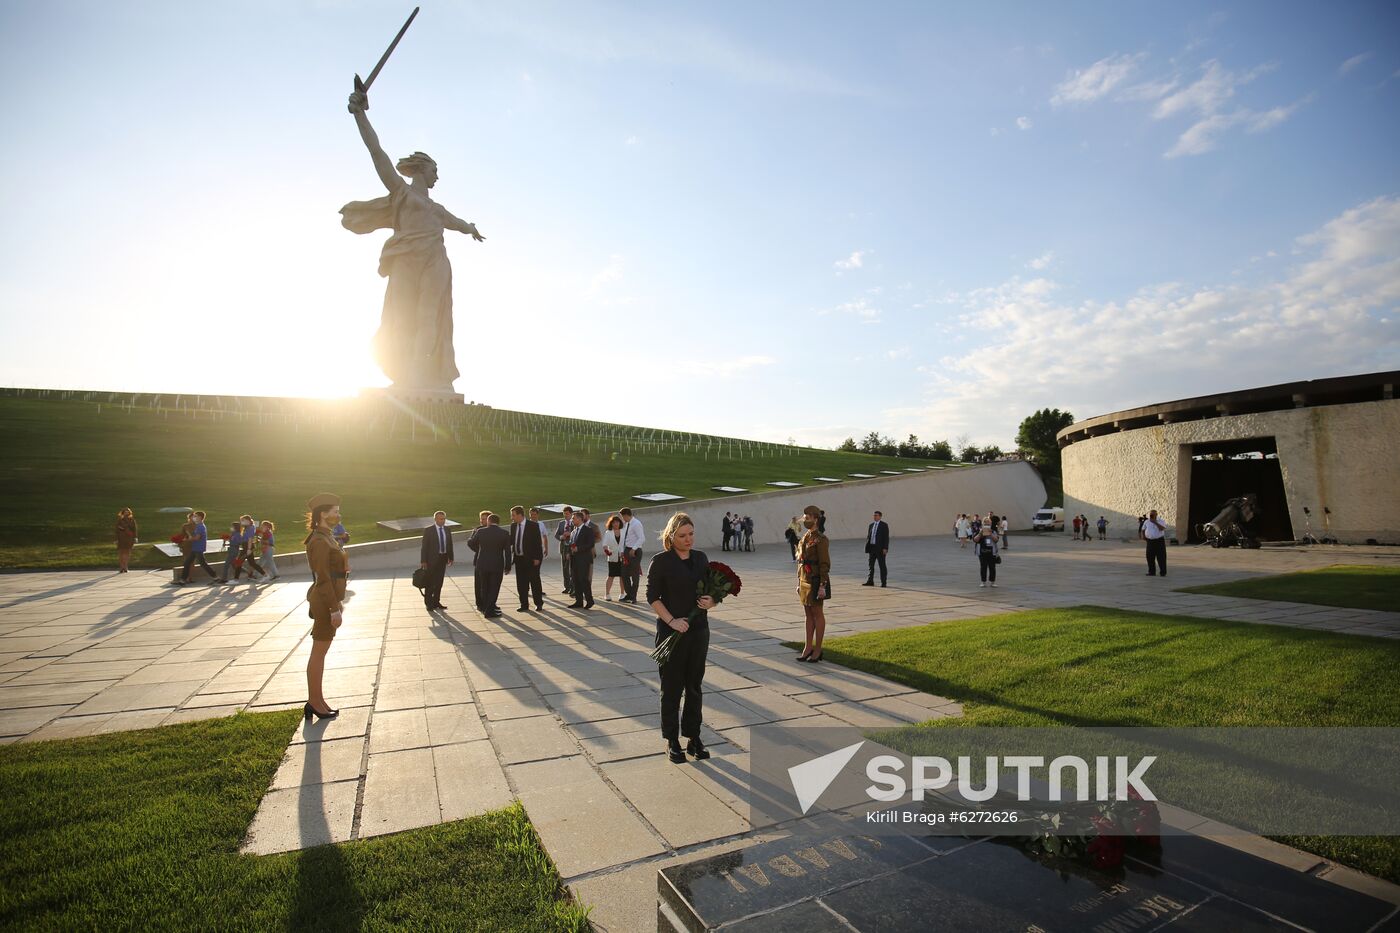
top-left (340, 89), bottom-right (485, 395)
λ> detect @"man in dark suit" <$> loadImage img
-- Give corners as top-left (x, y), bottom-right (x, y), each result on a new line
top-left (554, 506), bottom-right (575, 595)
top-left (419, 511), bottom-right (454, 611)
top-left (863, 510), bottom-right (890, 587)
top-left (567, 510), bottom-right (596, 609)
top-left (508, 505), bottom-right (544, 611)
top-left (468, 513), bottom-right (512, 617)
top-left (471, 510), bottom-right (490, 612)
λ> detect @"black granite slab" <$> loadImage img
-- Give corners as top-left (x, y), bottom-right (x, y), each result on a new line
top-left (659, 830), bottom-right (1397, 932)
top-left (658, 829), bottom-right (936, 931)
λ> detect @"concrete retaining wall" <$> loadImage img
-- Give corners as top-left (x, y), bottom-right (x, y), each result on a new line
top-left (268, 460), bottom-right (1047, 575)
top-left (1062, 399), bottom-right (1400, 544)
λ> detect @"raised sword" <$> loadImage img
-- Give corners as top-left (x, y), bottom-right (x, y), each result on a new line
top-left (351, 6), bottom-right (420, 110)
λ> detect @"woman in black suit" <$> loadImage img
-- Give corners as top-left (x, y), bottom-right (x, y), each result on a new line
top-left (647, 512), bottom-right (720, 764)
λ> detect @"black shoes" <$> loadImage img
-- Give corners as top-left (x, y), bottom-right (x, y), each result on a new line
top-left (667, 741), bottom-right (687, 763)
top-left (862, 580), bottom-right (874, 586)
top-left (303, 702), bottom-right (340, 721)
top-left (518, 604), bottom-right (530, 612)
top-left (568, 601), bottom-right (584, 609)
top-left (686, 738), bottom-right (710, 760)
top-left (584, 601), bottom-right (595, 609)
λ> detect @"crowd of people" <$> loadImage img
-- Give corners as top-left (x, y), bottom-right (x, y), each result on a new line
top-left (163, 510), bottom-right (284, 585)
top-left (720, 512), bottom-right (755, 552)
top-left (124, 494), bottom-right (1177, 759)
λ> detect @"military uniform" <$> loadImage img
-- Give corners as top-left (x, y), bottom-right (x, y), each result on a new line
top-left (306, 524), bottom-right (348, 641)
top-left (796, 529), bottom-right (831, 606)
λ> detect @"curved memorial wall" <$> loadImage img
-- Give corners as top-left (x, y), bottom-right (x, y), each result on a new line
top-left (1058, 371), bottom-right (1400, 545)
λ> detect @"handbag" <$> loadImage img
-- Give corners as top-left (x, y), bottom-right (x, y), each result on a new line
top-left (411, 566), bottom-right (428, 593)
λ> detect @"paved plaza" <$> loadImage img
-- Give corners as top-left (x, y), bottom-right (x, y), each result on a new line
top-left (2, 533), bottom-right (1398, 930)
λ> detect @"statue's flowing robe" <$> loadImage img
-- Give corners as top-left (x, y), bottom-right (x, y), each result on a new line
top-left (341, 188), bottom-right (460, 389)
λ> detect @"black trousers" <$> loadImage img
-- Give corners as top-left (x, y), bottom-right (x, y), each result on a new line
top-left (514, 559), bottom-right (542, 607)
top-left (571, 554), bottom-right (593, 604)
top-left (236, 554), bottom-right (266, 579)
top-left (866, 551), bottom-right (887, 584)
top-left (181, 552), bottom-right (216, 581)
top-left (561, 548), bottom-right (573, 592)
top-left (721, 531), bottom-right (730, 551)
top-left (978, 552), bottom-right (998, 583)
top-left (658, 624), bottom-right (709, 741)
top-left (424, 557), bottom-right (448, 606)
top-left (478, 569), bottom-right (503, 610)
top-left (623, 549), bottom-right (642, 601)
top-left (1146, 538), bottom-right (1167, 575)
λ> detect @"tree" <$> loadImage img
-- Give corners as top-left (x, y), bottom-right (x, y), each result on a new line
top-left (979, 445), bottom-right (1004, 463)
top-left (958, 443), bottom-right (982, 463)
top-left (836, 437), bottom-right (858, 452)
top-left (1015, 408), bottom-right (1075, 475)
top-left (928, 439), bottom-right (953, 461)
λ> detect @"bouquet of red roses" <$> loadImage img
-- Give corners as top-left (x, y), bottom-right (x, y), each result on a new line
top-left (651, 562), bottom-right (742, 665)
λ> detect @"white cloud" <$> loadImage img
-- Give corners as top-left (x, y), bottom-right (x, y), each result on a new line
top-left (677, 354), bottom-right (776, 378)
top-left (895, 196), bottom-right (1400, 445)
top-left (1164, 96), bottom-right (1308, 158)
top-left (1339, 51), bottom-right (1374, 75)
top-left (1051, 53), bottom-right (1145, 105)
top-left (624, 135), bottom-right (639, 145)
top-left (823, 298), bottom-right (881, 323)
top-left (1028, 251), bottom-right (1055, 270)
top-left (1150, 61), bottom-right (1303, 158)
top-left (834, 249), bottom-right (868, 272)
top-left (586, 253), bottom-right (625, 297)
top-left (1016, 115), bottom-right (1033, 130)
top-left (1152, 60), bottom-right (1257, 119)
top-left (886, 347), bottom-right (911, 360)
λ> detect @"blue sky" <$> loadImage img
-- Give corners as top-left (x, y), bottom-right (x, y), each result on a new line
top-left (1, 1), bottom-right (1397, 447)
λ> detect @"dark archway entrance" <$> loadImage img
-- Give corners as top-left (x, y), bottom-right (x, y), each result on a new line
top-left (1187, 438), bottom-right (1294, 542)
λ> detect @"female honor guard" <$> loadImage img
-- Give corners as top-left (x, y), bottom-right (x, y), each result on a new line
top-left (796, 505), bottom-right (831, 663)
top-left (304, 493), bottom-right (348, 720)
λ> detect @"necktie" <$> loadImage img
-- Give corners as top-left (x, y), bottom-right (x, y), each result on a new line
top-left (870, 523), bottom-right (877, 544)
top-left (515, 522), bottom-right (523, 555)
top-left (439, 526), bottom-right (445, 554)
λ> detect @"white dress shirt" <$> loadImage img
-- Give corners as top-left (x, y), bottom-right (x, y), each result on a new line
top-left (621, 517), bottom-right (645, 550)
top-left (1142, 517), bottom-right (1167, 540)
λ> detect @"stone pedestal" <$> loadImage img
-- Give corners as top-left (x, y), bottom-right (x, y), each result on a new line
top-left (360, 386), bottom-right (464, 405)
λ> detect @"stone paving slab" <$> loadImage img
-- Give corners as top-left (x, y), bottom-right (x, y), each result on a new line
top-left (3, 533), bottom-right (1398, 922)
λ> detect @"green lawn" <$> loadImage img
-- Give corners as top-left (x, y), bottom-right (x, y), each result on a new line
top-left (1179, 564), bottom-right (1400, 612)
top-left (808, 606), bottom-right (1400, 881)
top-left (0, 710), bottom-right (589, 931)
top-left (0, 396), bottom-right (964, 569)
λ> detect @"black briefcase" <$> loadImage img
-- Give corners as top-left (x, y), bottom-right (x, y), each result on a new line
top-left (411, 566), bottom-right (428, 592)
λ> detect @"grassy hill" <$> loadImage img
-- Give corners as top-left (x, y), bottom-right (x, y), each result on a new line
top-left (0, 389), bottom-right (957, 569)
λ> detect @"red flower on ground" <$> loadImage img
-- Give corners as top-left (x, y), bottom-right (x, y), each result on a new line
top-left (1087, 834), bottom-right (1126, 869)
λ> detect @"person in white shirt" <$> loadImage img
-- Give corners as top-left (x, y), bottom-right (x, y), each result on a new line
top-left (957, 514), bottom-right (971, 548)
top-left (618, 507), bottom-right (645, 603)
top-left (1143, 509), bottom-right (1168, 576)
top-left (999, 516), bottom-right (1009, 549)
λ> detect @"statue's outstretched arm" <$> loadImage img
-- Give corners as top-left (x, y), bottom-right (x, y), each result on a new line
top-left (443, 209), bottom-right (486, 242)
top-left (348, 92), bottom-right (402, 193)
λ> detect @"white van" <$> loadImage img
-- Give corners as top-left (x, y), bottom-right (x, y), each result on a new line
top-left (1032, 507), bottom-right (1065, 532)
